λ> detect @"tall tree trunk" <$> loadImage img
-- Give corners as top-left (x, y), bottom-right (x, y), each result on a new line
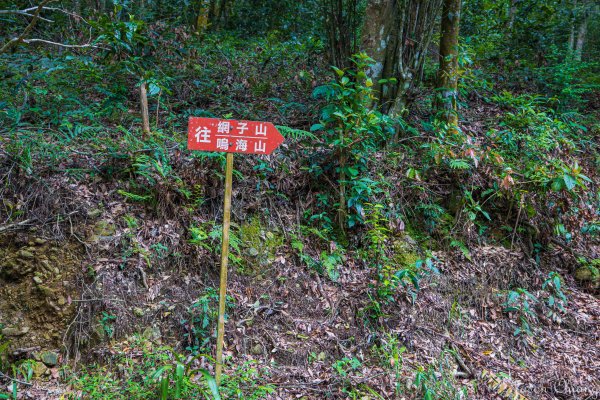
top-left (338, 146), bottom-right (347, 233)
top-left (361, 0), bottom-right (443, 116)
top-left (219, 0), bottom-right (233, 25)
top-left (436, 0), bottom-right (461, 125)
top-left (506, 0), bottom-right (518, 31)
top-left (574, 9), bottom-right (589, 61)
top-left (74, 0), bottom-right (82, 17)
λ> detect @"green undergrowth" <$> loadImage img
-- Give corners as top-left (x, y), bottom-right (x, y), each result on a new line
top-left (330, 334), bottom-right (471, 399)
top-left (188, 216), bottom-right (285, 276)
top-left (63, 336), bottom-right (274, 400)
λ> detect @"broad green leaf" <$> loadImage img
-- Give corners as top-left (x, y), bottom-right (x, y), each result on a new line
top-left (174, 363), bottom-right (184, 398)
top-left (148, 82), bottom-right (161, 96)
top-left (551, 179), bottom-right (563, 191)
top-left (563, 174), bottom-right (576, 191)
top-left (310, 123), bottom-right (324, 132)
top-left (160, 377), bottom-right (169, 400)
top-left (332, 66), bottom-right (344, 77)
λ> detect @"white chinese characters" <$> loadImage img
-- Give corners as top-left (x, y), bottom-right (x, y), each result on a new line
top-left (189, 118), bottom-right (281, 154)
top-left (195, 126), bottom-right (211, 143)
top-left (216, 138), bottom-right (229, 150)
top-left (217, 121), bottom-right (231, 133)
top-left (254, 140), bottom-right (266, 153)
top-left (255, 124), bottom-right (267, 136)
top-left (235, 139), bottom-right (248, 151)
top-left (237, 122), bottom-right (248, 135)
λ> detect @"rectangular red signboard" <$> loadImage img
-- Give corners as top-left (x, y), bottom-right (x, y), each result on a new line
top-left (187, 117), bottom-right (284, 155)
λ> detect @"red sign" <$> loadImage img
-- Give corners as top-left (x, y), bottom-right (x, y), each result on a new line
top-left (187, 117), bottom-right (284, 155)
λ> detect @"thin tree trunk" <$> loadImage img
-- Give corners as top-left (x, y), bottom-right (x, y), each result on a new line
top-left (219, 0), bottom-right (233, 25)
top-left (338, 148), bottom-right (347, 233)
top-left (196, 0), bottom-right (210, 33)
top-left (506, 0), bottom-right (517, 31)
top-left (436, 0), bottom-right (461, 126)
top-left (323, 0), bottom-right (360, 69)
top-left (568, 26), bottom-right (576, 54)
top-left (140, 82), bottom-right (150, 136)
top-left (568, 0), bottom-right (578, 54)
top-left (574, 10), bottom-right (589, 61)
top-left (208, 0), bottom-right (217, 23)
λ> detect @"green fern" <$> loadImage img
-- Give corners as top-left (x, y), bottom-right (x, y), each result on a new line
top-left (450, 239), bottom-right (472, 261)
top-left (276, 125), bottom-right (317, 141)
top-left (448, 159), bottom-right (471, 170)
top-left (118, 189), bottom-right (152, 203)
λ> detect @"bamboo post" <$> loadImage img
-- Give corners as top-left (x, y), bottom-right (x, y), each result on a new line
top-left (215, 152), bottom-right (233, 386)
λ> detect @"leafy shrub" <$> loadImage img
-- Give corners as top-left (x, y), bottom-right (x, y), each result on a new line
top-left (500, 288), bottom-right (538, 337)
top-left (182, 288), bottom-right (233, 354)
top-left (377, 258), bottom-right (439, 304)
top-left (541, 272), bottom-right (568, 322)
top-left (188, 222), bottom-right (243, 266)
top-left (412, 351), bottom-right (469, 400)
top-left (311, 52), bottom-right (394, 230)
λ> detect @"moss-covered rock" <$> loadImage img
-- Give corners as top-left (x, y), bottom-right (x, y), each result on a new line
top-left (31, 361), bottom-right (49, 379)
top-left (391, 236), bottom-right (420, 270)
top-left (237, 217), bottom-right (284, 275)
top-left (89, 220), bottom-right (117, 243)
top-left (575, 259), bottom-right (599, 288)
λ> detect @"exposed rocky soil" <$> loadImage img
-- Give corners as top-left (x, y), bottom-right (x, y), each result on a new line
top-left (0, 235), bottom-right (81, 352)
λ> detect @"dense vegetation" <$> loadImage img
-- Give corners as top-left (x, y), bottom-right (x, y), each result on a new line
top-left (0, 0), bottom-right (598, 399)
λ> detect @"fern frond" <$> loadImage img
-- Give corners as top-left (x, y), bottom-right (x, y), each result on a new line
top-left (448, 159), bottom-right (471, 170)
top-left (276, 125), bottom-right (317, 141)
top-left (118, 189), bottom-right (152, 203)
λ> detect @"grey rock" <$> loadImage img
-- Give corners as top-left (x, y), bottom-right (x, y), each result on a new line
top-left (41, 351), bottom-right (59, 367)
top-left (2, 326), bottom-right (29, 337)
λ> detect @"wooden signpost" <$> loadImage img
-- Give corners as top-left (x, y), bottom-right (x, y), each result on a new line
top-left (187, 117), bottom-right (284, 385)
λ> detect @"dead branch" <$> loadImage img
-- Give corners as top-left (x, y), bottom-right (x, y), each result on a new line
top-left (0, 219), bottom-right (35, 233)
top-left (20, 38), bottom-right (102, 49)
top-left (0, 9), bottom-right (53, 22)
top-left (0, 0), bottom-right (94, 55)
top-left (0, 371), bottom-right (33, 386)
top-left (0, 0), bottom-right (55, 55)
top-left (0, 5), bottom-right (85, 22)
top-left (25, 6), bottom-right (89, 23)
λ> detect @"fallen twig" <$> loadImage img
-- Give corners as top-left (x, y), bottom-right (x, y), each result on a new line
top-left (0, 371), bottom-right (33, 386)
top-left (0, 219), bottom-right (35, 233)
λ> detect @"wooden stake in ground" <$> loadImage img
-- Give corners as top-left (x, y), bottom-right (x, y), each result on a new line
top-left (215, 152), bottom-right (233, 385)
top-left (140, 81), bottom-right (150, 136)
